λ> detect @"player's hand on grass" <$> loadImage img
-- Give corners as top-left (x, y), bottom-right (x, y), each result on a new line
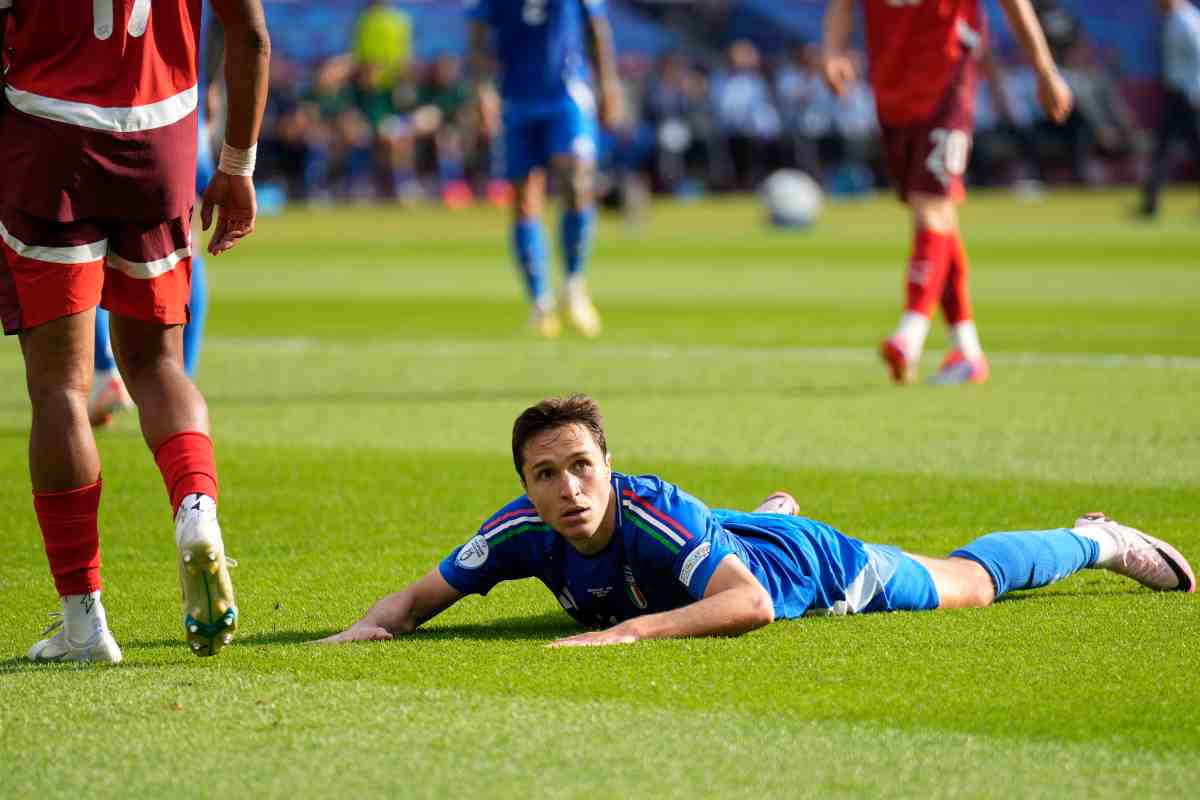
top-left (547, 622), bottom-right (639, 648)
top-left (316, 623), bottom-right (394, 644)
top-left (201, 171), bottom-right (257, 256)
top-left (1037, 69), bottom-right (1073, 124)
top-left (821, 52), bottom-right (856, 97)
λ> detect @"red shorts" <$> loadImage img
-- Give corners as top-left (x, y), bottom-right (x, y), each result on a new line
top-left (0, 207), bottom-right (193, 335)
top-left (879, 63), bottom-right (976, 203)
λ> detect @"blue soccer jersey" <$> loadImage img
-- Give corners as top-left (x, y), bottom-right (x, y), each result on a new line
top-left (438, 472), bottom-right (897, 627)
top-left (466, 0), bottom-right (605, 108)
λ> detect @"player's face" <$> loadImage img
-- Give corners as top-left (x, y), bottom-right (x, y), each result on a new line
top-left (521, 423), bottom-right (615, 554)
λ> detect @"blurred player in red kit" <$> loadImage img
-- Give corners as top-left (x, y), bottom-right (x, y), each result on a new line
top-left (822, 0), bottom-right (1072, 384)
top-left (0, 0), bottom-right (269, 662)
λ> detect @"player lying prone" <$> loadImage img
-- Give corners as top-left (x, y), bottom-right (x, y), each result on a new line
top-left (322, 395), bottom-right (1194, 648)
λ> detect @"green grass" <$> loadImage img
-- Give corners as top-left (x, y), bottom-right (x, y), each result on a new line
top-left (1, 189), bottom-right (1198, 798)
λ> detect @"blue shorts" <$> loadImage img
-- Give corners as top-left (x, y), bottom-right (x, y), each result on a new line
top-left (502, 85), bottom-right (598, 180)
top-left (859, 544), bottom-right (940, 613)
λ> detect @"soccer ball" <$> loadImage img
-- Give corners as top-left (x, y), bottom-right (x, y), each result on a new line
top-left (762, 169), bottom-right (823, 230)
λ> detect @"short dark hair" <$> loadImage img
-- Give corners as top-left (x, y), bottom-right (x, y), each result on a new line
top-left (512, 394), bottom-right (608, 479)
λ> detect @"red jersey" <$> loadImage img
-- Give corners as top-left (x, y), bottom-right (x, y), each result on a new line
top-left (862, 0), bottom-right (984, 126)
top-left (0, 0), bottom-right (202, 222)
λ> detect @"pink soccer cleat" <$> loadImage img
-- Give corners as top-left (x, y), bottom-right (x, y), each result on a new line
top-left (754, 491), bottom-right (800, 516)
top-left (880, 338), bottom-right (915, 384)
top-left (88, 370), bottom-right (134, 427)
top-left (1074, 513), bottom-right (1195, 593)
top-left (930, 349), bottom-right (989, 385)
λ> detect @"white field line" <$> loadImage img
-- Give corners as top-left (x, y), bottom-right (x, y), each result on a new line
top-left (205, 337), bottom-right (1200, 371)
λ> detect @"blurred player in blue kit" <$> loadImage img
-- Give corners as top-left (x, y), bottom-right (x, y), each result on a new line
top-left (467, 0), bottom-right (623, 338)
top-left (324, 395), bottom-right (1194, 647)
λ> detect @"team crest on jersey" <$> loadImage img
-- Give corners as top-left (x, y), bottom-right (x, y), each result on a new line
top-left (624, 566), bottom-right (648, 610)
top-left (456, 535), bottom-right (490, 569)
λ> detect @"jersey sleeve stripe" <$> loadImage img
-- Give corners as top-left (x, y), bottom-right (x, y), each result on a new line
top-left (622, 500), bottom-right (686, 548)
top-left (621, 490), bottom-right (693, 540)
top-left (483, 514), bottom-right (543, 540)
top-left (625, 509), bottom-right (682, 554)
top-left (488, 522), bottom-right (547, 548)
top-left (481, 506), bottom-right (538, 533)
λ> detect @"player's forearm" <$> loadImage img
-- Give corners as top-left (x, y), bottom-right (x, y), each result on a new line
top-left (996, 0), bottom-right (1057, 76)
top-left (822, 0), bottom-right (855, 56)
top-left (466, 22), bottom-right (494, 95)
top-left (212, 0), bottom-right (270, 150)
top-left (627, 585), bottom-right (774, 641)
top-left (586, 16), bottom-right (620, 93)
top-left (360, 568), bottom-right (463, 635)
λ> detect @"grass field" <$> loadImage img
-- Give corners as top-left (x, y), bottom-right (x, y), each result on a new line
top-left (1, 189), bottom-right (1197, 798)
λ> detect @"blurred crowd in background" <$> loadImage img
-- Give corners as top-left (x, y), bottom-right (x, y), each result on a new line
top-left (247, 0), bottom-right (1193, 209)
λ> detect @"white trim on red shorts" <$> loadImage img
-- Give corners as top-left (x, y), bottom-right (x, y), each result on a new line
top-left (0, 218), bottom-right (106, 264)
top-left (107, 245), bottom-right (191, 280)
top-left (4, 83), bottom-right (198, 134)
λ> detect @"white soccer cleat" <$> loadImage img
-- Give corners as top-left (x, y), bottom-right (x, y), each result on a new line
top-left (27, 614), bottom-right (123, 664)
top-left (1074, 513), bottom-right (1195, 593)
top-left (176, 494), bottom-right (238, 656)
top-left (528, 306), bottom-right (562, 339)
top-left (754, 491), bottom-right (799, 516)
top-left (88, 369), bottom-right (134, 428)
top-left (562, 279), bottom-right (602, 338)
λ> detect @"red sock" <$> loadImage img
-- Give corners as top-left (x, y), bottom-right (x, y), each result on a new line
top-left (154, 431), bottom-right (219, 513)
top-left (34, 480), bottom-right (103, 596)
top-left (905, 228), bottom-right (953, 316)
top-left (941, 233), bottom-right (974, 324)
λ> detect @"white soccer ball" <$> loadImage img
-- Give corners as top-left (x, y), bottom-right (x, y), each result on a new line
top-left (762, 169), bottom-right (823, 230)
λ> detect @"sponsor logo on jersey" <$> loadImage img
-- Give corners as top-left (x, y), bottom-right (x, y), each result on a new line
top-left (587, 586), bottom-right (613, 598)
top-left (624, 566), bottom-right (648, 610)
top-left (679, 541), bottom-right (711, 588)
top-left (558, 587), bottom-right (579, 611)
top-left (455, 535), bottom-right (490, 569)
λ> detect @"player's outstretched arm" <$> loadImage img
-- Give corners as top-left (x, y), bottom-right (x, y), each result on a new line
top-left (318, 568), bottom-right (465, 644)
top-left (466, 21), bottom-right (501, 139)
top-left (583, 9), bottom-right (624, 130)
top-left (996, 0), bottom-right (1073, 123)
top-left (203, 0), bottom-right (270, 255)
top-left (821, 0), bottom-right (857, 97)
top-left (549, 555), bottom-right (774, 647)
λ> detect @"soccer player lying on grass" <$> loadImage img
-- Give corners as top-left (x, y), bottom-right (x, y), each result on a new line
top-left (323, 395), bottom-right (1194, 648)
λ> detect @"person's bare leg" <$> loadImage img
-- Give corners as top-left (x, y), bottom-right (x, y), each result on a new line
top-left (552, 154), bottom-right (601, 336)
top-left (110, 313), bottom-right (235, 656)
top-left (906, 554), bottom-right (996, 609)
top-left (108, 315), bottom-right (208, 450)
top-left (21, 307), bottom-right (122, 663)
top-left (20, 309), bottom-right (100, 491)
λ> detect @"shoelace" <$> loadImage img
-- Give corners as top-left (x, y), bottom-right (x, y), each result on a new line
top-left (41, 612), bottom-right (64, 637)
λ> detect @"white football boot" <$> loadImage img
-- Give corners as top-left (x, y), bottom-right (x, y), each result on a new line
top-left (27, 603), bottom-right (123, 665)
top-left (176, 494), bottom-right (238, 656)
top-left (1074, 513), bottom-right (1195, 592)
top-left (562, 277), bottom-right (602, 338)
top-left (754, 491), bottom-right (800, 516)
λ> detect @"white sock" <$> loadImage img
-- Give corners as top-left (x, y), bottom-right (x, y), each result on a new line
top-left (1072, 525), bottom-right (1122, 567)
top-left (63, 591), bottom-right (108, 643)
top-left (951, 320), bottom-right (983, 359)
top-left (893, 311), bottom-right (931, 361)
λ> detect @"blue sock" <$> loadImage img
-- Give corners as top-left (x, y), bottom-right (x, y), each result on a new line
top-left (183, 253), bottom-right (207, 378)
top-left (559, 208), bottom-right (595, 279)
top-left (951, 529), bottom-right (1100, 599)
top-left (512, 219), bottom-right (549, 304)
top-left (94, 308), bottom-right (117, 372)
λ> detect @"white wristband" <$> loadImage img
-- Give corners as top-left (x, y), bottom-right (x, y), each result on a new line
top-left (218, 142), bottom-right (257, 177)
